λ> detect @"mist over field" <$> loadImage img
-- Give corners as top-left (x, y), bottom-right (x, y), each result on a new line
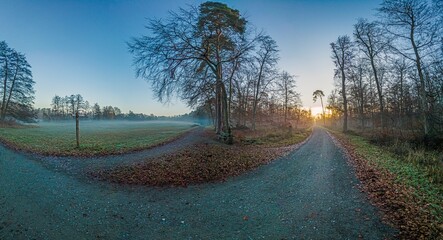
top-left (36, 119), bottom-right (198, 129)
top-left (0, 120), bottom-right (199, 157)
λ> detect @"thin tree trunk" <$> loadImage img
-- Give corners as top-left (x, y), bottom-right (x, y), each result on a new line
top-left (410, 30), bottom-right (428, 135)
top-left (221, 83), bottom-right (232, 144)
top-left (320, 96), bottom-right (325, 125)
top-left (215, 76), bottom-right (222, 134)
top-left (4, 55), bottom-right (19, 118)
top-left (252, 58), bottom-right (266, 130)
top-left (369, 57), bottom-right (384, 130)
top-left (399, 69), bottom-right (404, 129)
top-left (1, 59), bottom-right (8, 120)
top-left (359, 70), bottom-right (364, 128)
top-left (227, 60), bottom-right (237, 126)
top-left (341, 67), bottom-right (348, 132)
top-left (284, 83), bottom-right (289, 124)
top-left (76, 111), bottom-right (80, 148)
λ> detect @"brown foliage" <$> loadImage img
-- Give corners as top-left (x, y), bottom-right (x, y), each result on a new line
top-left (91, 140), bottom-right (304, 187)
top-left (90, 127), bottom-right (310, 187)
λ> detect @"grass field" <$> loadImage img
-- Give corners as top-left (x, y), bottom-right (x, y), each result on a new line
top-left (0, 120), bottom-right (196, 156)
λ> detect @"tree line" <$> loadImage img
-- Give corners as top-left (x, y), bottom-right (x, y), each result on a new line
top-left (36, 94), bottom-right (200, 122)
top-left (128, 1), bottom-right (312, 143)
top-left (328, 0), bottom-right (442, 136)
top-left (0, 41), bottom-right (35, 122)
top-left (37, 94), bottom-right (122, 120)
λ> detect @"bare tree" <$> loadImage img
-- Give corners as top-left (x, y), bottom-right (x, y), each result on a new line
top-left (379, 0), bottom-right (440, 135)
top-left (388, 57), bottom-right (410, 128)
top-left (102, 106), bottom-right (116, 119)
top-left (128, 2), bottom-right (255, 143)
top-left (251, 34), bottom-right (279, 130)
top-left (331, 35), bottom-right (354, 132)
top-left (232, 66), bottom-right (254, 127)
top-left (276, 71), bottom-right (300, 124)
top-left (51, 95), bottom-right (63, 119)
top-left (354, 19), bottom-right (390, 129)
top-left (66, 94), bottom-right (84, 117)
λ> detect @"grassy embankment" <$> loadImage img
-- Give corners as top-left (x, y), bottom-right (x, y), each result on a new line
top-left (94, 126), bottom-right (312, 187)
top-left (328, 128), bottom-right (442, 239)
top-left (0, 121), bottom-right (195, 157)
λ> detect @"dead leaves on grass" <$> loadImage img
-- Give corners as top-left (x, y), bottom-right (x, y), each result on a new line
top-left (331, 133), bottom-right (442, 239)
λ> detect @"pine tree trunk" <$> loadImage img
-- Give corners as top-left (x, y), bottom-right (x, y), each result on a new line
top-left (221, 83), bottom-right (233, 144)
top-left (320, 96), bottom-right (325, 125)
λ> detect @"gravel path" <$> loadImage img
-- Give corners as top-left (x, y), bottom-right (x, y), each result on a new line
top-left (0, 128), bottom-right (396, 239)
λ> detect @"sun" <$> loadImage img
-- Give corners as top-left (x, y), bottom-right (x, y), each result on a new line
top-left (310, 106), bottom-right (324, 117)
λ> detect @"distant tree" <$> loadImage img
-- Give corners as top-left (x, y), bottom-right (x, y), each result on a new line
top-left (313, 90), bottom-right (325, 125)
top-left (127, 110), bottom-right (136, 120)
top-left (113, 107), bottom-right (121, 118)
top-left (84, 100), bottom-right (90, 118)
top-left (128, 1), bottom-right (253, 143)
top-left (66, 94), bottom-right (84, 117)
top-left (51, 95), bottom-right (63, 119)
top-left (0, 41), bottom-right (35, 122)
top-left (331, 35), bottom-right (354, 132)
top-left (38, 108), bottom-right (52, 121)
top-left (102, 106), bottom-right (115, 119)
top-left (276, 71), bottom-right (300, 123)
top-left (387, 57), bottom-right (410, 128)
top-left (326, 89), bottom-right (342, 125)
top-left (348, 58), bottom-right (370, 128)
top-left (92, 103), bottom-right (101, 120)
top-left (61, 96), bottom-right (68, 117)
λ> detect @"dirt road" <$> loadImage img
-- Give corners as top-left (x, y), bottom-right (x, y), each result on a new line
top-left (0, 128), bottom-right (396, 239)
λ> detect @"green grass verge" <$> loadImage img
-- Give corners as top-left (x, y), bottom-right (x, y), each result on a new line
top-left (333, 130), bottom-right (442, 223)
top-left (0, 121), bottom-right (195, 156)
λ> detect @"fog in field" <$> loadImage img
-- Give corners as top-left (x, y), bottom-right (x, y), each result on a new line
top-left (35, 120), bottom-right (200, 131)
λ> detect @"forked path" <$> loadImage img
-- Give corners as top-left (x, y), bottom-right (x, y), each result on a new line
top-left (0, 128), bottom-right (396, 239)
top-left (36, 126), bottom-right (209, 178)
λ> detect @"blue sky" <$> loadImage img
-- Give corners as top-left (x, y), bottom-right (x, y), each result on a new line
top-left (0, 0), bottom-right (381, 116)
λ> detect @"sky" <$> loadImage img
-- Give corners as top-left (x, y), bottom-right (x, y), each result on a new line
top-left (0, 0), bottom-right (382, 116)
